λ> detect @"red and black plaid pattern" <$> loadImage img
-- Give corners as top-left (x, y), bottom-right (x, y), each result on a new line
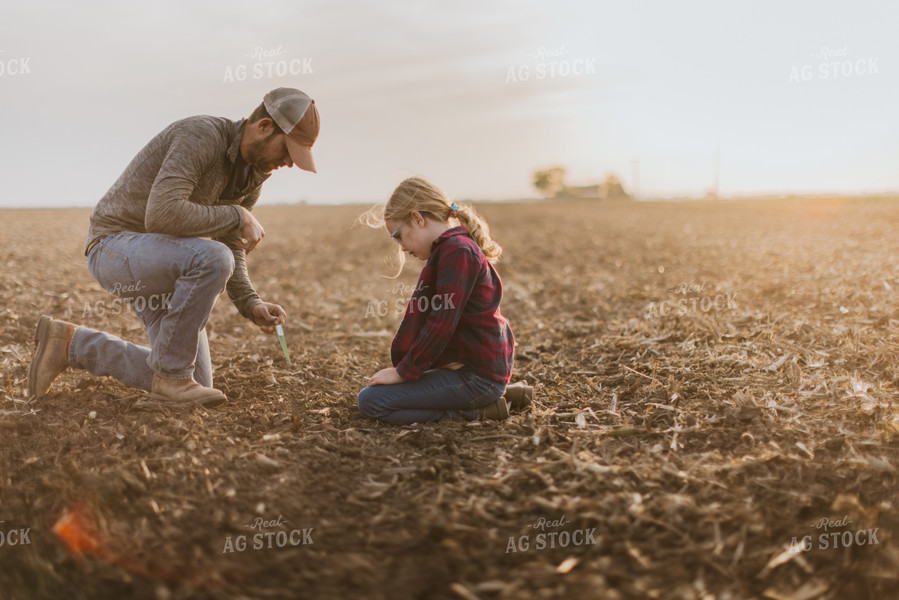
top-left (391, 226), bottom-right (514, 384)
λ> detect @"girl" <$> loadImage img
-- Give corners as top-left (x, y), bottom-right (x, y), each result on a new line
top-left (357, 177), bottom-right (518, 424)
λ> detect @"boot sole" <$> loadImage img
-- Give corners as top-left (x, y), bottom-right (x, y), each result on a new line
top-left (148, 392), bottom-right (227, 409)
top-left (26, 315), bottom-right (53, 399)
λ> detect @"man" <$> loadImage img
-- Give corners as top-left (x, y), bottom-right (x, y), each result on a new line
top-left (27, 88), bottom-right (320, 407)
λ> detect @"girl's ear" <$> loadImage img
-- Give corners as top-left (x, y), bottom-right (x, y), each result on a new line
top-left (410, 210), bottom-right (426, 227)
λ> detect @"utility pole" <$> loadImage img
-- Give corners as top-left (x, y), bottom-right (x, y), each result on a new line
top-left (631, 159), bottom-right (640, 200)
top-left (712, 142), bottom-right (720, 199)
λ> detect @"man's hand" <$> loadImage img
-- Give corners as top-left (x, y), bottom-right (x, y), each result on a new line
top-left (251, 302), bottom-right (287, 334)
top-left (369, 367), bottom-right (404, 386)
top-left (237, 207), bottom-right (265, 253)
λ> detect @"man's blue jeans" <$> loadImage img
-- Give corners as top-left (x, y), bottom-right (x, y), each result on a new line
top-left (68, 232), bottom-right (235, 392)
top-left (358, 368), bottom-right (506, 425)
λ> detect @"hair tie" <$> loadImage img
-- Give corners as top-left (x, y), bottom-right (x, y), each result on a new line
top-left (450, 202), bottom-right (459, 217)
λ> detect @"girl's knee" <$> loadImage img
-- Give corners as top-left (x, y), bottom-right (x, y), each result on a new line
top-left (357, 386), bottom-right (382, 418)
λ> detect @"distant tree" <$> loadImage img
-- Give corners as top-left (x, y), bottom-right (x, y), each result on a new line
top-left (533, 167), bottom-right (567, 197)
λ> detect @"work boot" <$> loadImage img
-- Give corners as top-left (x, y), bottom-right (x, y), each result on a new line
top-left (478, 397), bottom-right (510, 421)
top-left (150, 374), bottom-right (227, 408)
top-left (504, 381), bottom-right (534, 410)
top-left (27, 315), bottom-right (76, 399)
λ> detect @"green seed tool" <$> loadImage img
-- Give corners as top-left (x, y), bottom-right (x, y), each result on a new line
top-left (275, 324), bottom-right (292, 367)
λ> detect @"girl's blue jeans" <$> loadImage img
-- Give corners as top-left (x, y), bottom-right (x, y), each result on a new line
top-left (358, 368), bottom-right (506, 425)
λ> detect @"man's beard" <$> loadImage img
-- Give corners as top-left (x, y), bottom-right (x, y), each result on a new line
top-left (247, 132), bottom-right (280, 173)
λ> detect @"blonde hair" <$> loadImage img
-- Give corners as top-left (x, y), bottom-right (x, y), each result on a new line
top-left (360, 177), bottom-right (502, 274)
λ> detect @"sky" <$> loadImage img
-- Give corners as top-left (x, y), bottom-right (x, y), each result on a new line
top-left (1, 0), bottom-right (898, 207)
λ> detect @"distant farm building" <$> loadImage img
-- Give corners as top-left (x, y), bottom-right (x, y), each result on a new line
top-left (533, 168), bottom-right (632, 200)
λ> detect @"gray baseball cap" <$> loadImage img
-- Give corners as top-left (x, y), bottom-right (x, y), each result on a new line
top-left (263, 88), bottom-right (320, 173)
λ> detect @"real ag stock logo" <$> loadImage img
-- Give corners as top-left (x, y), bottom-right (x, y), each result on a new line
top-left (223, 45), bottom-right (314, 83)
top-left (221, 514), bottom-right (314, 554)
top-left (364, 281), bottom-right (457, 319)
top-left (0, 521), bottom-right (32, 548)
top-left (505, 515), bottom-right (597, 553)
top-left (790, 514), bottom-right (880, 553)
top-left (0, 50), bottom-right (32, 77)
top-left (505, 45), bottom-right (597, 83)
top-left (81, 280), bottom-right (173, 318)
top-left (644, 281), bottom-right (739, 319)
top-left (788, 45), bottom-right (880, 83)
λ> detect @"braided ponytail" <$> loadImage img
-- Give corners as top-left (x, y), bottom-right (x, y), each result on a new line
top-left (451, 203), bottom-right (502, 264)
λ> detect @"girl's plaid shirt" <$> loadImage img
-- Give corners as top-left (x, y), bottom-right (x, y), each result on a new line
top-left (390, 226), bottom-right (514, 384)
